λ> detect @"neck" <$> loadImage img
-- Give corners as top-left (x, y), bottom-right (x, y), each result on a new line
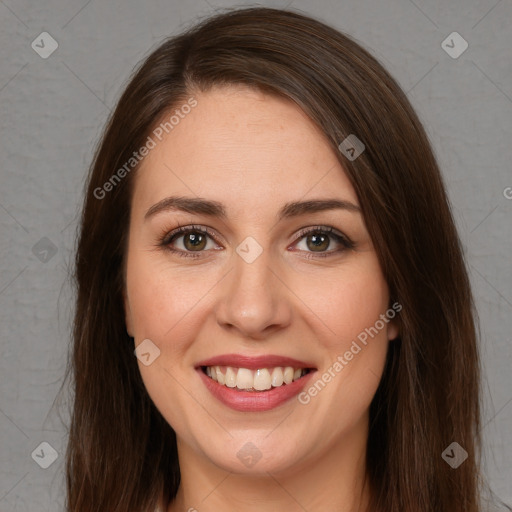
top-left (167, 414), bottom-right (372, 512)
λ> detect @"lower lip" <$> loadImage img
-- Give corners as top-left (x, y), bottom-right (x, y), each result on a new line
top-left (197, 368), bottom-right (316, 412)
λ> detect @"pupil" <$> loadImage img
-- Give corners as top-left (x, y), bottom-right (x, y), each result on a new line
top-left (309, 233), bottom-right (328, 251)
top-left (186, 233), bottom-right (205, 250)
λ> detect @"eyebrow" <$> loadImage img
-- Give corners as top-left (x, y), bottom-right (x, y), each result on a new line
top-left (144, 195), bottom-right (361, 222)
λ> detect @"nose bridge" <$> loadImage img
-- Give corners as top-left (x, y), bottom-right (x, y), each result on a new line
top-left (215, 235), bottom-right (291, 337)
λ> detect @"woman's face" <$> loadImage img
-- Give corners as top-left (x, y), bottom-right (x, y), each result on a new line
top-left (124, 85), bottom-right (398, 476)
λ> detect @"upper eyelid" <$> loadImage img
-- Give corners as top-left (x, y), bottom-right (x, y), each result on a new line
top-left (164, 224), bottom-right (220, 244)
top-left (164, 224), bottom-right (350, 248)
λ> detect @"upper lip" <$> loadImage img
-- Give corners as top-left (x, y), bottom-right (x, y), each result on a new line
top-left (195, 353), bottom-right (317, 370)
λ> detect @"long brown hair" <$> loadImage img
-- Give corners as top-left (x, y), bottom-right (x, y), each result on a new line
top-left (62, 6), bottom-right (490, 511)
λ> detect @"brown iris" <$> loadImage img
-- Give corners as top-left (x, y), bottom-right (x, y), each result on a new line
top-left (306, 232), bottom-right (329, 252)
top-left (183, 232), bottom-right (207, 251)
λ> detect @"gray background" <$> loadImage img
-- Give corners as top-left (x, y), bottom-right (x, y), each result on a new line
top-left (0, 0), bottom-right (511, 510)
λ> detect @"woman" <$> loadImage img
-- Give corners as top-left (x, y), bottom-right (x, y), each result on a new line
top-left (62, 6), bottom-right (504, 511)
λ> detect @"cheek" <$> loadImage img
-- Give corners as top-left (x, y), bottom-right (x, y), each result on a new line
top-left (125, 249), bottom-right (214, 343)
top-left (296, 257), bottom-right (391, 407)
top-left (299, 258), bottom-right (390, 350)
top-left (125, 251), bottom-right (211, 435)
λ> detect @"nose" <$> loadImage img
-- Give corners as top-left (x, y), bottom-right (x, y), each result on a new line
top-left (214, 246), bottom-right (292, 340)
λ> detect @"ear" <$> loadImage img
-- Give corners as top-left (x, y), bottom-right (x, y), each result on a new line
top-left (123, 289), bottom-right (134, 338)
top-left (385, 300), bottom-right (402, 341)
top-left (387, 319), bottom-right (399, 341)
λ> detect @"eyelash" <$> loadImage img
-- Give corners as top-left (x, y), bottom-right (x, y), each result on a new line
top-left (158, 224), bottom-right (355, 259)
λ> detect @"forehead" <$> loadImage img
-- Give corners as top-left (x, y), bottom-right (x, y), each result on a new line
top-left (132, 85), bottom-right (358, 215)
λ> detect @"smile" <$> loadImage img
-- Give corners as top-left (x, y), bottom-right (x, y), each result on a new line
top-left (195, 354), bottom-right (317, 412)
top-left (202, 365), bottom-right (311, 391)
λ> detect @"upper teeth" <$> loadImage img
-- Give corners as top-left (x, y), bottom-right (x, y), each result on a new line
top-left (205, 366), bottom-right (308, 391)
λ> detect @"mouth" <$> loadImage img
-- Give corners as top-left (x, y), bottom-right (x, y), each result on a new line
top-left (200, 365), bottom-right (313, 392)
top-left (195, 354), bottom-right (317, 412)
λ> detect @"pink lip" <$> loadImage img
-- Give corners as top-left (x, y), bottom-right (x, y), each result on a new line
top-left (195, 353), bottom-right (316, 370)
top-left (195, 354), bottom-right (317, 412)
top-left (197, 367), bottom-right (316, 412)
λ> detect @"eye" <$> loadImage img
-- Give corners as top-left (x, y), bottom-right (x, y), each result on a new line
top-left (291, 226), bottom-right (355, 259)
top-left (159, 225), bottom-right (220, 258)
top-left (159, 224), bottom-right (355, 259)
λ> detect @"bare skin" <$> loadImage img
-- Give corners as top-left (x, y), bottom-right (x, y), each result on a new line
top-left (123, 85), bottom-right (399, 512)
